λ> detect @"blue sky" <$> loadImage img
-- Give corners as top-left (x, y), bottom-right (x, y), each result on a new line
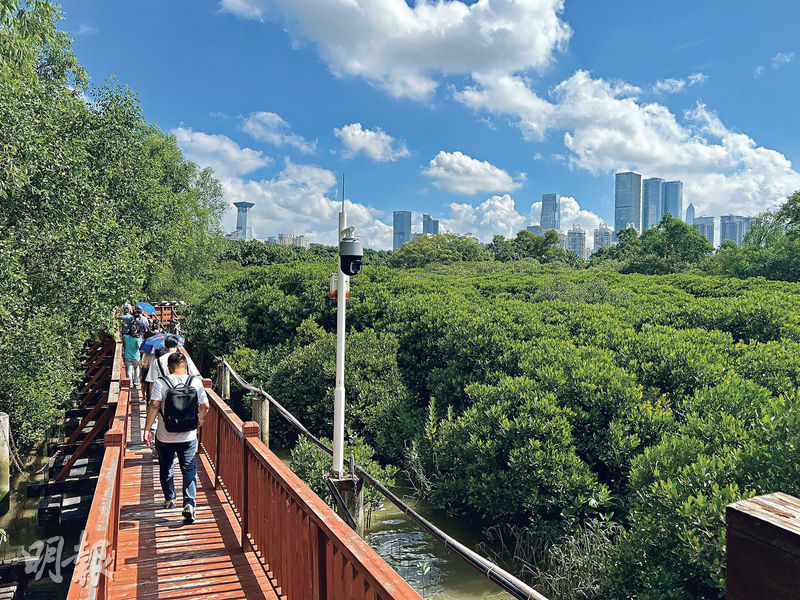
top-left (62, 0), bottom-right (800, 249)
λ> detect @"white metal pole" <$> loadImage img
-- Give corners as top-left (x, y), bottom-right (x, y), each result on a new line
top-left (333, 210), bottom-right (348, 477)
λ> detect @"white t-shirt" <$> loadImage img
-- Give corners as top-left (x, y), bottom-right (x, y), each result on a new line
top-left (151, 374), bottom-right (208, 443)
top-left (145, 351), bottom-right (200, 383)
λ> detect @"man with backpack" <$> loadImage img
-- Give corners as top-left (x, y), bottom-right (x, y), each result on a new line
top-left (143, 352), bottom-right (209, 523)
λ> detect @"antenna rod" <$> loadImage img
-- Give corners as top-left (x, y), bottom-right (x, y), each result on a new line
top-left (342, 173), bottom-right (345, 211)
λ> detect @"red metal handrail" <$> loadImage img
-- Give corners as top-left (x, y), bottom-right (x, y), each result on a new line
top-left (199, 383), bottom-right (422, 600)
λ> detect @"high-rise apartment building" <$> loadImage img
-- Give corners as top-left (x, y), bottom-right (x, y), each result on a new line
top-left (294, 235), bottom-right (310, 249)
top-left (663, 181), bottom-right (684, 221)
top-left (567, 226), bottom-right (586, 258)
top-left (693, 216), bottom-right (715, 246)
top-left (558, 232), bottom-right (567, 249)
top-left (423, 213), bottom-right (440, 235)
top-left (642, 178), bottom-right (664, 230)
top-left (593, 224), bottom-right (613, 252)
top-left (720, 215), bottom-right (751, 247)
top-left (685, 203), bottom-right (695, 225)
top-left (614, 172), bottom-right (642, 237)
top-left (278, 233), bottom-right (294, 246)
top-left (541, 194), bottom-right (561, 231)
top-left (527, 225), bottom-right (545, 236)
top-left (393, 210), bottom-right (411, 250)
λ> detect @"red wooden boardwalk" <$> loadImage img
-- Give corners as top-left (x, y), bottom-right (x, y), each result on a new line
top-left (66, 332), bottom-right (422, 600)
top-left (108, 389), bottom-right (279, 600)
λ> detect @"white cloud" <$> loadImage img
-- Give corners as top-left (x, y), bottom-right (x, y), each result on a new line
top-left (771, 52), bottom-right (795, 69)
top-left (334, 123), bottom-right (410, 162)
top-left (423, 150), bottom-right (525, 195)
top-left (442, 194), bottom-right (528, 241)
top-left (219, 0), bottom-right (571, 99)
top-left (652, 72), bottom-right (707, 94)
top-left (755, 52), bottom-right (794, 77)
top-left (172, 127), bottom-right (272, 177)
top-left (242, 111), bottom-right (316, 154)
top-left (222, 158), bottom-right (393, 248)
top-left (76, 24), bottom-right (98, 36)
top-left (455, 70), bottom-right (800, 219)
top-left (652, 78), bottom-right (686, 94)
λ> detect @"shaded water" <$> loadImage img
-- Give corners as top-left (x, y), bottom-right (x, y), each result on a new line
top-left (275, 449), bottom-right (512, 599)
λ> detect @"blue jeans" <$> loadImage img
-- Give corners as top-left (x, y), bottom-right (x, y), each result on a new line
top-left (155, 439), bottom-right (198, 507)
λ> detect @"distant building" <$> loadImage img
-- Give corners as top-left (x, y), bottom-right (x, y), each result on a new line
top-left (567, 226), bottom-right (586, 258)
top-left (233, 201), bottom-right (255, 240)
top-left (720, 215), bottom-right (751, 247)
top-left (423, 214), bottom-right (440, 235)
top-left (266, 236), bottom-right (278, 245)
top-left (558, 232), bottom-right (568, 249)
top-left (615, 172), bottom-right (642, 237)
top-left (663, 180), bottom-right (684, 221)
top-left (294, 235), bottom-right (310, 249)
top-left (642, 178), bottom-right (664, 230)
top-left (694, 216), bottom-right (715, 246)
top-left (541, 194), bottom-right (561, 231)
top-left (278, 233), bottom-right (294, 247)
top-left (685, 203), bottom-right (695, 225)
top-left (593, 224), bottom-right (613, 252)
top-left (393, 210), bottom-right (411, 250)
top-left (526, 224), bottom-right (545, 236)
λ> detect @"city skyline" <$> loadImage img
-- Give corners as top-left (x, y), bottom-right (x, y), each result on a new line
top-left (62, 2), bottom-right (800, 250)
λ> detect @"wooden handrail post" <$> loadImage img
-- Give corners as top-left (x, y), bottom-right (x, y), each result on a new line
top-left (214, 406), bottom-right (221, 489)
top-left (241, 421), bottom-right (259, 550)
top-left (727, 493), bottom-right (800, 600)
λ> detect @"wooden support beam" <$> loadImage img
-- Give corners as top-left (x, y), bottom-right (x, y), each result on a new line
top-left (54, 402), bottom-right (117, 482)
top-left (727, 492), bottom-right (800, 600)
top-left (67, 387), bottom-right (111, 445)
top-left (78, 370), bottom-right (111, 410)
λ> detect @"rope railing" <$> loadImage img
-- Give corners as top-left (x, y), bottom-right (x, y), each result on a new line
top-left (217, 357), bottom-right (549, 600)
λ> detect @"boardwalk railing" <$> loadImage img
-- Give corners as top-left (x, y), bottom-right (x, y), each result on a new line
top-left (67, 336), bottom-right (130, 600)
top-left (199, 381), bottom-right (422, 600)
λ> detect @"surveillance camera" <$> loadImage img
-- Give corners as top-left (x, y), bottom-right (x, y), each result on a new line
top-left (339, 236), bottom-right (363, 276)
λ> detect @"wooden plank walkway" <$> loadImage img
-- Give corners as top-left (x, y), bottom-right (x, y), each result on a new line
top-left (108, 388), bottom-right (280, 600)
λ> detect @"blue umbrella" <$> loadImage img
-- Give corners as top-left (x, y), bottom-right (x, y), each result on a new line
top-left (136, 301), bottom-right (157, 316)
top-left (140, 334), bottom-right (185, 355)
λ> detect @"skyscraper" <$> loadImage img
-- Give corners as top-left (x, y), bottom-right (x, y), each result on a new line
top-left (593, 224), bottom-right (613, 252)
top-left (393, 210), bottom-right (411, 250)
top-left (642, 178), bottom-right (664, 230)
top-left (720, 215), bottom-right (751, 247)
top-left (685, 203), bottom-right (695, 225)
top-left (567, 226), bottom-right (586, 258)
top-left (614, 172), bottom-right (642, 237)
top-left (693, 216), bottom-right (715, 246)
top-left (663, 181), bottom-right (684, 221)
top-left (423, 213), bottom-right (440, 235)
top-left (541, 194), bottom-right (561, 231)
top-left (233, 201), bottom-right (255, 240)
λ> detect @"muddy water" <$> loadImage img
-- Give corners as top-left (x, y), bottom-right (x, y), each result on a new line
top-left (364, 491), bottom-right (512, 600)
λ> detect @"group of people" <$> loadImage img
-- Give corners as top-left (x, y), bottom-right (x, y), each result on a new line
top-left (119, 301), bottom-right (207, 523)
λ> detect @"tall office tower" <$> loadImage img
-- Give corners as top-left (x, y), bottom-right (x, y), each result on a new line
top-left (233, 201), bottom-right (255, 240)
top-left (663, 181), bottom-right (684, 221)
top-left (720, 215), bottom-right (752, 247)
top-left (423, 213), bottom-right (440, 235)
top-left (642, 178), bottom-right (664, 230)
top-left (567, 226), bottom-right (586, 258)
top-left (526, 225), bottom-right (545, 236)
top-left (393, 210), bottom-right (411, 250)
top-left (685, 203), bottom-right (695, 225)
top-left (593, 224), bottom-right (613, 252)
top-left (693, 216), bottom-right (715, 246)
top-left (614, 172), bottom-right (642, 237)
top-left (541, 193), bottom-right (561, 231)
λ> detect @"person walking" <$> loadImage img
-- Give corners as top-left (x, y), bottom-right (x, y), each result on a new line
top-left (122, 322), bottom-right (142, 388)
top-left (144, 336), bottom-right (200, 388)
top-left (143, 352), bottom-right (208, 523)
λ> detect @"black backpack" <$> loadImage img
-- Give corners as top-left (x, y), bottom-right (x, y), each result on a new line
top-left (158, 376), bottom-right (199, 433)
